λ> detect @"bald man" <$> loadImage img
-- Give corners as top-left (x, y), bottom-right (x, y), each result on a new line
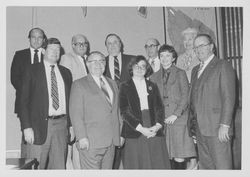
top-left (144, 38), bottom-right (160, 73)
top-left (60, 34), bottom-right (90, 169)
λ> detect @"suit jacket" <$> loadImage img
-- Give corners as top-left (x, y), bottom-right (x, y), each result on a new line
top-left (10, 48), bottom-right (43, 116)
top-left (69, 74), bottom-right (121, 148)
top-left (104, 54), bottom-right (134, 84)
top-left (150, 65), bottom-right (189, 126)
top-left (60, 52), bottom-right (88, 81)
top-left (190, 56), bottom-right (236, 136)
top-left (119, 79), bottom-right (165, 138)
top-left (19, 62), bottom-right (72, 145)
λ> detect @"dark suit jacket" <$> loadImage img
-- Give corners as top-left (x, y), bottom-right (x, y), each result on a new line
top-left (119, 79), bottom-right (165, 138)
top-left (104, 54), bottom-right (134, 84)
top-left (150, 65), bottom-right (189, 126)
top-left (69, 74), bottom-right (121, 148)
top-left (19, 62), bottom-right (72, 145)
top-left (189, 56), bottom-right (236, 136)
top-left (11, 48), bottom-right (43, 116)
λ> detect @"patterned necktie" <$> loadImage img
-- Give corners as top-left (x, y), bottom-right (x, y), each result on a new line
top-left (100, 77), bottom-right (111, 106)
top-left (34, 49), bottom-right (39, 64)
top-left (82, 56), bottom-right (89, 74)
top-left (198, 62), bottom-right (205, 78)
top-left (114, 56), bottom-right (120, 81)
top-left (151, 59), bottom-right (155, 72)
top-left (51, 65), bottom-right (59, 110)
top-left (163, 69), bottom-right (170, 98)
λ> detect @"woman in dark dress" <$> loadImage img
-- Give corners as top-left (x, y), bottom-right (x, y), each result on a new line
top-left (119, 55), bottom-right (170, 169)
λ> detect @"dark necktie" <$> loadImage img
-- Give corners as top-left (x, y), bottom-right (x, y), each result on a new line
top-left (198, 61), bottom-right (204, 78)
top-left (151, 59), bottom-right (155, 71)
top-left (82, 56), bottom-right (89, 74)
top-left (34, 49), bottom-right (39, 64)
top-left (51, 65), bottom-right (59, 110)
top-left (100, 77), bottom-right (111, 106)
top-left (114, 56), bottom-right (120, 81)
top-left (163, 69), bottom-right (170, 98)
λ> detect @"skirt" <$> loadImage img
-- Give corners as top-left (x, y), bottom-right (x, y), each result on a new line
top-left (123, 110), bottom-right (170, 169)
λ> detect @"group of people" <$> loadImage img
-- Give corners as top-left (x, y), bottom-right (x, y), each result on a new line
top-left (10, 27), bottom-right (236, 170)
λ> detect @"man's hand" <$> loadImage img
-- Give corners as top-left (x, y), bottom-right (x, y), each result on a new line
top-left (69, 126), bottom-right (75, 142)
top-left (23, 128), bottom-right (34, 144)
top-left (164, 115), bottom-right (178, 124)
top-left (218, 125), bottom-right (230, 142)
top-left (78, 138), bottom-right (89, 150)
top-left (120, 137), bottom-right (125, 147)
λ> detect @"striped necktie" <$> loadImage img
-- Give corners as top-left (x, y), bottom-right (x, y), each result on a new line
top-left (114, 56), bottom-right (120, 81)
top-left (100, 77), bottom-right (111, 106)
top-left (198, 62), bottom-right (204, 78)
top-left (51, 65), bottom-right (59, 110)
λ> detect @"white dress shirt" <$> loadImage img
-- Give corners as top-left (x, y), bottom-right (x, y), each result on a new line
top-left (92, 75), bottom-right (113, 104)
top-left (44, 60), bottom-right (66, 115)
top-left (198, 54), bottom-right (214, 78)
top-left (132, 78), bottom-right (149, 110)
top-left (30, 47), bottom-right (43, 64)
top-left (108, 53), bottom-right (122, 80)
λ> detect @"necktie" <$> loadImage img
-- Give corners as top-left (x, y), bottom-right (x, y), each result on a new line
top-left (151, 59), bottom-right (155, 71)
top-left (34, 49), bottom-right (39, 64)
top-left (100, 77), bottom-right (111, 106)
top-left (198, 62), bottom-right (204, 78)
top-left (51, 65), bottom-right (59, 110)
top-left (114, 56), bottom-right (120, 81)
top-left (82, 56), bottom-right (89, 74)
top-left (163, 69), bottom-right (170, 98)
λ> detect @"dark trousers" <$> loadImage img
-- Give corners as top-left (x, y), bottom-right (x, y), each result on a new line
top-left (196, 125), bottom-right (232, 169)
top-left (112, 146), bottom-right (123, 169)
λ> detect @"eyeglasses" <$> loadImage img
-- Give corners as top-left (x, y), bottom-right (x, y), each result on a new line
top-left (134, 64), bottom-right (146, 70)
top-left (194, 43), bottom-right (211, 51)
top-left (87, 59), bottom-right (106, 64)
top-left (73, 42), bottom-right (88, 48)
top-left (144, 44), bottom-right (158, 49)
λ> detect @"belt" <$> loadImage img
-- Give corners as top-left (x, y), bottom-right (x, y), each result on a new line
top-left (47, 114), bottom-right (66, 119)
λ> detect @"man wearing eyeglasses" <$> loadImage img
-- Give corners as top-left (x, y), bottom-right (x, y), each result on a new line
top-left (189, 34), bottom-right (236, 169)
top-left (69, 51), bottom-right (122, 169)
top-left (60, 34), bottom-right (90, 169)
top-left (144, 38), bottom-right (160, 73)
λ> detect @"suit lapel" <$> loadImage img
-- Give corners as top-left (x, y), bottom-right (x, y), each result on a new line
top-left (155, 67), bottom-right (164, 97)
top-left (127, 79), bottom-right (141, 110)
top-left (105, 77), bottom-right (116, 108)
top-left (38, 63), bottom-right (49, 113)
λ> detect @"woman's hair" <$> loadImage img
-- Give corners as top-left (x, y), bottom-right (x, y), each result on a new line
top-left (158, 44), bottom-right (178, 63)
top-left (128, 55), bottom-right (153, 78)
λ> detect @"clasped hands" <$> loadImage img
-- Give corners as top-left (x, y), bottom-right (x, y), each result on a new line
top-left (137, 124), bottom-right (161, 139)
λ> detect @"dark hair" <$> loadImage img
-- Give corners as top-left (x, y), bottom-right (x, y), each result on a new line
top-left (128, 55), bottom-right (153, 78)
top-left (104, 33), bottom-right (124, 53)
top-left (194, 33), bottom-right (217, 55)
top-left (44, 38), bottom-right (61, 49)
top-left (28, 27), bottom-right (47, 39)
top-left (158, 44), bottom-right (178, 63)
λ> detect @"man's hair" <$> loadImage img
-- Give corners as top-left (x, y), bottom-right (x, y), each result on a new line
top-left (71, 34), bottom-right (90, 55)
top-left (28, 27), bottom-right (47, 39)
top-left (158, 44), bottom-right (178, 63)
top-left (86, 51), bottom-right (105, 61)
top-left (104, 33), bottom-right (124, 53)
top-left (44, 38), bottom-right (61, 49)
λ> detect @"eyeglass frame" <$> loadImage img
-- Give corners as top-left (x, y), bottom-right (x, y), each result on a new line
top-left (144, 44), bottom-right (158, 49)
top-left (133, 64), bottom-right (147, 70)
top-left (73, 42), bottom-right (89, 48)
top-left (193, 43), bottom-right (211, 51)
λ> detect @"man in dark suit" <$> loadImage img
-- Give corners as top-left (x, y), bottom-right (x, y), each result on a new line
top-left (10, 27), bottom-right (47, 158)
top-left (69, 51), bottom-right (122, 169)
top-left (189, 34), bottom-right (236, 169)
top-left (104, 33), bottom-right (134, 169)
top-left (19, 38), bottom-right (72, 169)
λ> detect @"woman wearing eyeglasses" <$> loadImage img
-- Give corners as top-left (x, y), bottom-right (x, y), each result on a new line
top-left (119, 55), bottom-right (170, 169)
top-left (150, 44), bottom-right (197, 170)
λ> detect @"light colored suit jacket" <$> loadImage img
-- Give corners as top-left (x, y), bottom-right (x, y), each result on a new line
top-left (150, 65), bottom-right (189, 126)
top-left (60, 52), bottom-right (88, 81)
top-left (190, 56), bottom-right (236, 136)
top-left (69, 74), bottom-right (121, 148)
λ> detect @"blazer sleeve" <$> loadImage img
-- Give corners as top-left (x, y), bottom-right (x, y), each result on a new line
top-left (153, 83), bottom-right (165, 126)
top-left (173, 70), bottom-right (189, 117)
top-left (119, 83), bottom-right (141, 130)
top-left (19, 66), bottom-right (32, 130)
top-left (219, 62), bottom-right (236, 126)
top-left (69, 81), bottom-right (87, 141)
top-left (10, 51), bottom-right (22, 90)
